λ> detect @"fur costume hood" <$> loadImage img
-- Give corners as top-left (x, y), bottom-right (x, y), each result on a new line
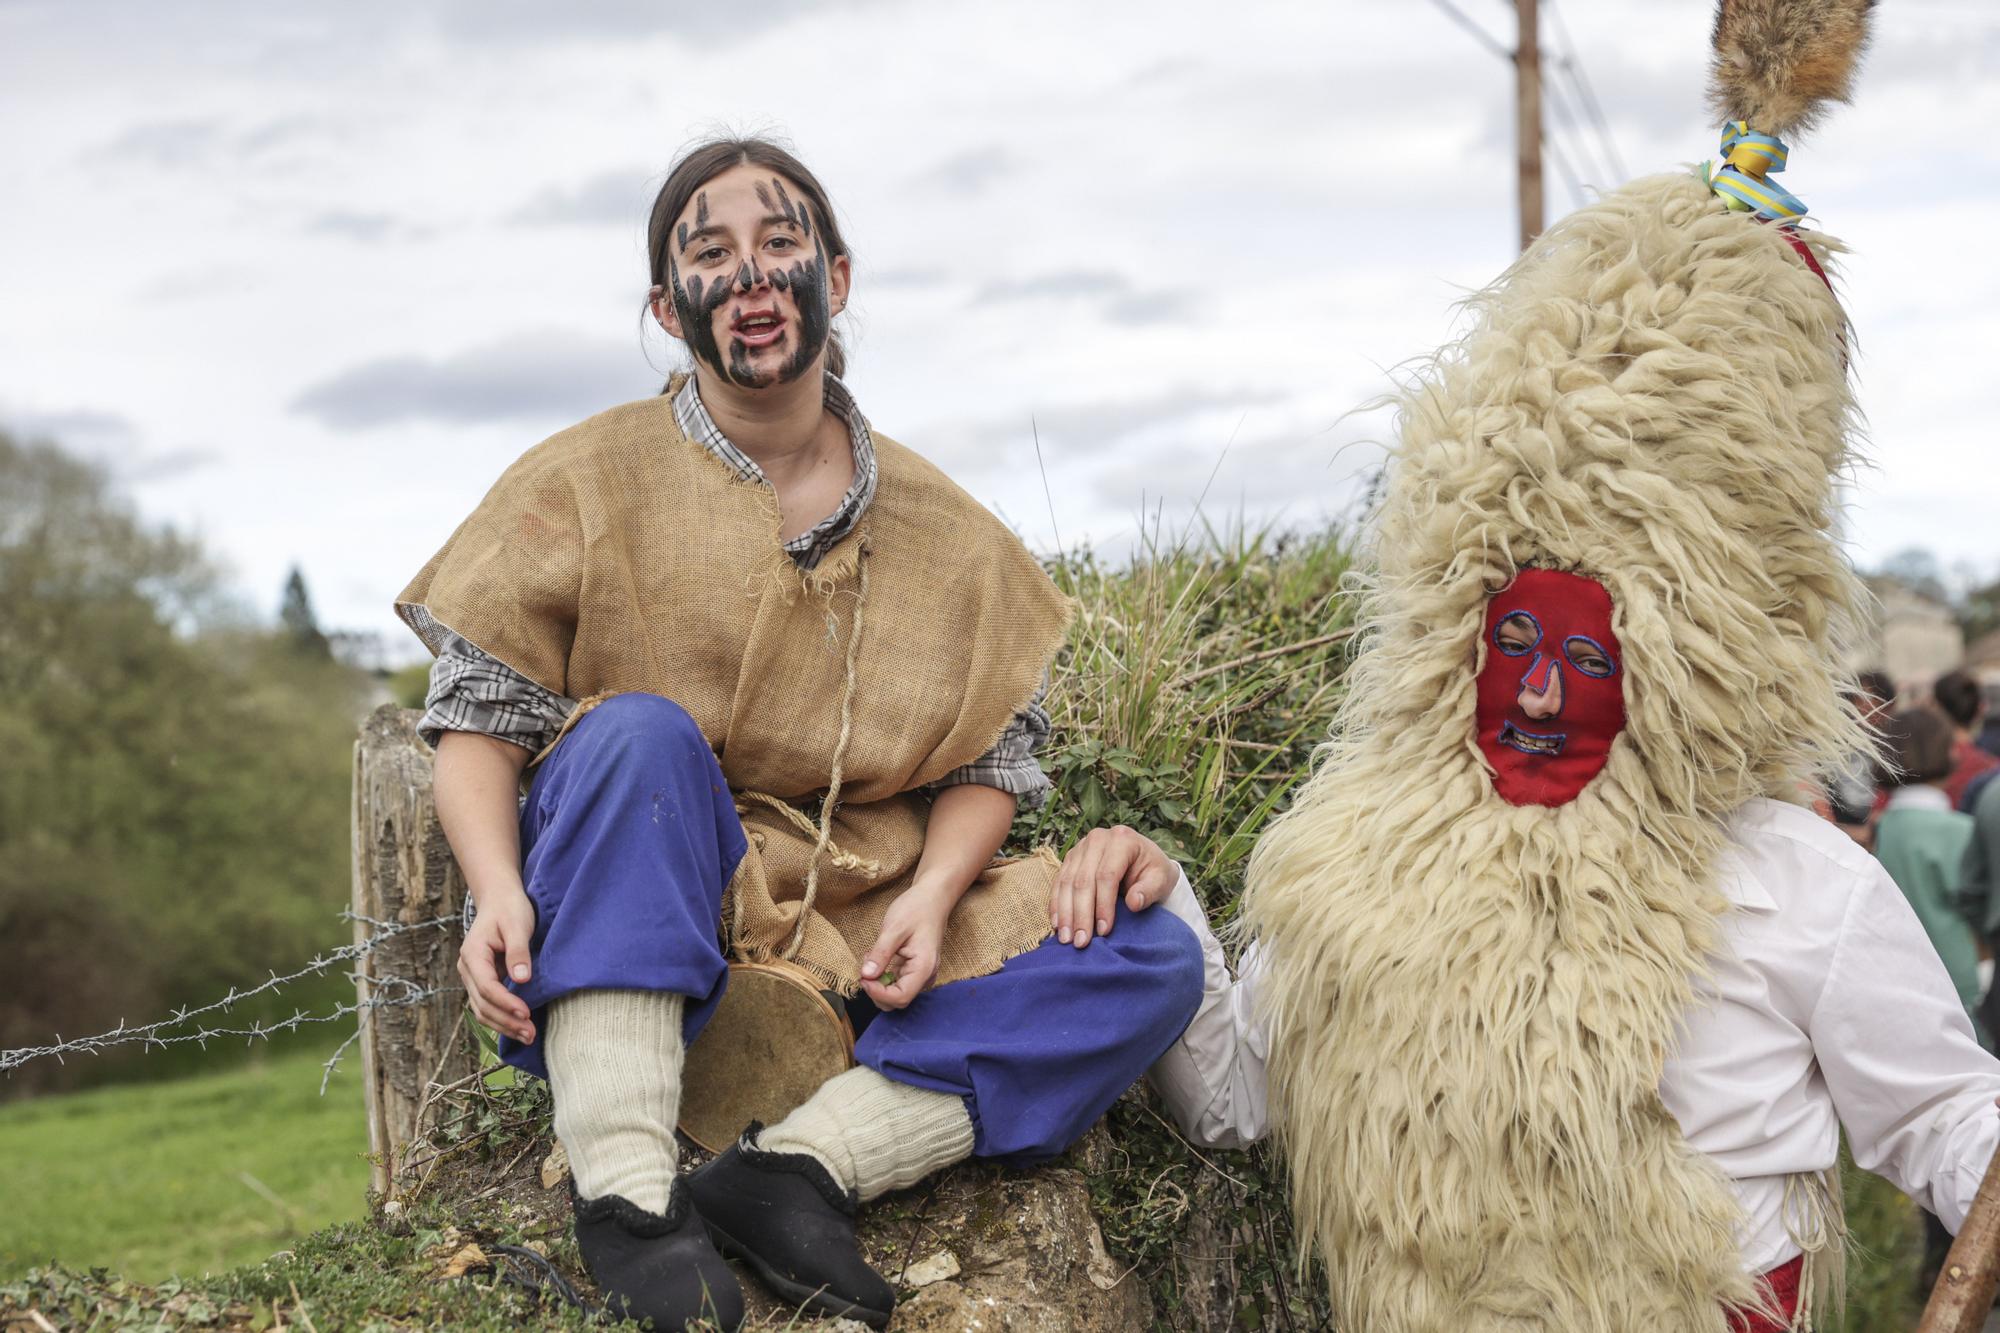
top-left (1241, 9), bottom-right (1873, 1319)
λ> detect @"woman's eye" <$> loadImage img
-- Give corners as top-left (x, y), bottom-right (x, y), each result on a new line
top-left (767, 235), bottom-right (796, 250)
top-left (1564, 636), bottom-right (1615, 677)
top-left (696, 246), bottom-right (726, 263)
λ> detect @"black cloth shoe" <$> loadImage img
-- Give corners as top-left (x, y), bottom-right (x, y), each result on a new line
top-left (687, 1124), bottom-right (895, 1328)
top-left (572, 1179), bottom-right (744, 1331)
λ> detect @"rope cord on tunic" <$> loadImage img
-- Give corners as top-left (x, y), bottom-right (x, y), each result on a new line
top-left (733, 790), bottom-right (883, 878)
top-left (784, 537), bottom-right (871, 961)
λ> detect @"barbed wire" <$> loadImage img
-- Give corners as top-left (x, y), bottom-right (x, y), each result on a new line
top-left (0, 911), bottom-right (462, 1094)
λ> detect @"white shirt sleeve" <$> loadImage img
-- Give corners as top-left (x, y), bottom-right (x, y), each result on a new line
top-left (1145, 866), bottom-right (1271, 1150)
top-left (1812, 856), bottom-right (2000, 1232)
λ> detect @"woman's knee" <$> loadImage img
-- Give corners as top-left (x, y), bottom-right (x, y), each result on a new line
top-left (533, 692), bottom-right (727, 813)
top-left (1157, 914), bottom-right (1206, 1023)
top-left (567, 692), bottom-right (707, 758)
top-left (1122, 908), bottom-right (1205, 1027)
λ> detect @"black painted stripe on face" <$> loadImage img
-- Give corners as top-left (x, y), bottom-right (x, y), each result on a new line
top-left (775, 230), bottom-right (830, 386)
top-left (668, 252), bottom-right (736, 383)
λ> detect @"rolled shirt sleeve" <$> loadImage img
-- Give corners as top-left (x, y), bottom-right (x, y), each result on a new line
top-left (927, 677), bottom-right (1054, 810)
top-left (417, 631), bottom-right (576, 753)
top-left (1145, 865), bottom-right (1271, 1150)
top-left (1813, 855), bottom-right (2000, 1232)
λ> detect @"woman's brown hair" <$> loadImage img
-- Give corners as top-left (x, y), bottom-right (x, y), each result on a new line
top-left (646, 137), bottom-right (852, 380)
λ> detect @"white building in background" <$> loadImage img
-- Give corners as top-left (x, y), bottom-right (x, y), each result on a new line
top-left (1848, 577), bottom-right (1964, 699)
top-left (1967, 630), bottom-right (2000, 690)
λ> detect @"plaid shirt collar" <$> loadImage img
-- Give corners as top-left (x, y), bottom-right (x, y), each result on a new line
top-left (671, 373), bottom-right (878, 572)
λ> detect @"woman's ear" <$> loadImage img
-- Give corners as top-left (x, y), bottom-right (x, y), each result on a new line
top-left (827, 254), bottom-right (852, 317)
top-left (650, 284), bottom-right (683, 339)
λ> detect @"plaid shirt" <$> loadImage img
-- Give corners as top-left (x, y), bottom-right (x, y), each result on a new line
top-left (419, 375), bottom-right (1052, 807)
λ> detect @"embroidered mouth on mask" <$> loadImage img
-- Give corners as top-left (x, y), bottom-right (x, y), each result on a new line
top-left (1498, 721), bottom-right (1567, 756)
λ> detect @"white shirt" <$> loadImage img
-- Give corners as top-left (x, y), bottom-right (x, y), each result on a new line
top-left (1148, 796), bottom-right (2000, 1273)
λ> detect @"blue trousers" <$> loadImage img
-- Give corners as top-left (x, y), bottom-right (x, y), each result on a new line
top-left (498, 692), bottom-right (1204, 1164)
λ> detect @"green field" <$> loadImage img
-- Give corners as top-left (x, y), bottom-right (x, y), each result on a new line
top-left (0, 1047), bottom-right (371, 1281)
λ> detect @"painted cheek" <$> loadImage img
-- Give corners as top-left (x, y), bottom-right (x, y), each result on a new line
top-left (777, 244), bottom-right (832, 385)
top-left (670, 262), bottom-right (736, 378)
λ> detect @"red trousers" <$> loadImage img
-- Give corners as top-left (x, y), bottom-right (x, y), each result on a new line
top-left (1726, 1254), bottom-right (1804, 1333)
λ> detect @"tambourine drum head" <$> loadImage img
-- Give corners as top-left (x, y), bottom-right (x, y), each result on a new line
top-left (678, 961), bottom-right (856, 1154)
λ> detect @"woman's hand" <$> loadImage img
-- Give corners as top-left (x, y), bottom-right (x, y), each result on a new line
top-left (458, 890), bottom-right (538, 1044)
top-left (1052, 825), bottom-right (1178, 949)
top-left (861, 883), bottom-right (952, 1011)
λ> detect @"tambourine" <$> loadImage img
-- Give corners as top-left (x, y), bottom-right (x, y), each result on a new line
top-left (677, 960), bottom-right (856, 1153)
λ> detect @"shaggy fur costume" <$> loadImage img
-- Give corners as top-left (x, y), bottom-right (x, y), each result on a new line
top-left (1241, 169), bottom-right (1867, 1331)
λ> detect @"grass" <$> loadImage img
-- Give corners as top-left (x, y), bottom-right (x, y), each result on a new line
top-left (0, 1047), bottom-right (371, 1282)
top-left (1841, 1151), bottom-right (1928, 1331)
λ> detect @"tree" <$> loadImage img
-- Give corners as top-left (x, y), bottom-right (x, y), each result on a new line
top-left (1878, 546), bottom-right (1949, 604)
top-left (0, 431), bottom-right (369, 1094)
top-left (279, 565), bottom-right (331, 658)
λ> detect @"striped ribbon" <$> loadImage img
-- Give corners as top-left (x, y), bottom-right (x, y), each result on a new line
top-left (1703, 121), bottom-right (1808, 221)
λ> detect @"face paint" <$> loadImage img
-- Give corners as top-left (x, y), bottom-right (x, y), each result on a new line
top-left (667, 191), bottom-right (734, 379)
top-left (763, 176), bottom-right (831, 386)
top-left (1473, 568), bottom-right (1626, 807)
top-left (667, 171), bottom-right (835, 390)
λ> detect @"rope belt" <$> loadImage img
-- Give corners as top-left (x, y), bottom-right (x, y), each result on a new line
top-left (734, 789), bottom-right (885, 881)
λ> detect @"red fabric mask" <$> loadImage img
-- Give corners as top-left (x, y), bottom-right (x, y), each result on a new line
top-left (1474, 568), bottom-right (1626, 807)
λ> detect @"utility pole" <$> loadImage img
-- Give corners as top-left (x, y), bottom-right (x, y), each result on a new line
top-left (1515, 0), bottom-right (1544, 250)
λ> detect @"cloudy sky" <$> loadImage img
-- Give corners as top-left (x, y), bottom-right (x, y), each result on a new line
top-left (3, 0), bottom-right (1996, 660)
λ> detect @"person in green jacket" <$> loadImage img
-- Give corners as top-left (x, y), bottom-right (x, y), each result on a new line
top-left (1962, 769), bottom-right (2000, 1037)
top-left (1874, 708), bottom-right (1981, 1038)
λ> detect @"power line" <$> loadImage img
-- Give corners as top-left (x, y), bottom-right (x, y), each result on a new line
top-left (1551, 55), bottom-right (1627, 185)
top-left (1542, 59), bottom-right (1607, 192)
top-left (1542, 122), bottom-right (1589, 211)
top-left (1425, 0), bottom-right (1511, 62)
top-left (1544, 0), bottom-right (1629, 183)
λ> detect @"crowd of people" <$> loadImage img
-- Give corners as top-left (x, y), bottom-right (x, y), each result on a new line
top-left (1828, 668), bottom-right (2000, 1034)
top-left (1823, 667), bottom-right (2000, 1281)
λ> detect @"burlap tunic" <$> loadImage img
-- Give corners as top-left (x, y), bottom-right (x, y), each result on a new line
top-left (398, 389), bottom-right (1073, 993)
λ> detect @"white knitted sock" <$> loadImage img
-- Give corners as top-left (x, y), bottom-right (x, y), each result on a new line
top-left (544, 989), bottom-right (684, 1215)
top-left (758, 1064), bottom-right (975, 1203)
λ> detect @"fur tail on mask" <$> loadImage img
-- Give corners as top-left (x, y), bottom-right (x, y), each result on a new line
top-left (1708, 0), bottom-right (1876, 136)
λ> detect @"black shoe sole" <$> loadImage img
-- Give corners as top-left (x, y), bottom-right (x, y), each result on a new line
top-left (702, 1219), bottom-right (893, 1329)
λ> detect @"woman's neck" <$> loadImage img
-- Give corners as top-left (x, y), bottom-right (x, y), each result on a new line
top-left (692, 365), bottom-right (829, 486)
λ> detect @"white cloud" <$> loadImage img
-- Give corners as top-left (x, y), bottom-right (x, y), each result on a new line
top-left (291, 330), bottom-right (659, 430)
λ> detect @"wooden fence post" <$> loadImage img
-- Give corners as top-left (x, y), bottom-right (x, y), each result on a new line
top-left (351, 704), bottom-right (474, 1200)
